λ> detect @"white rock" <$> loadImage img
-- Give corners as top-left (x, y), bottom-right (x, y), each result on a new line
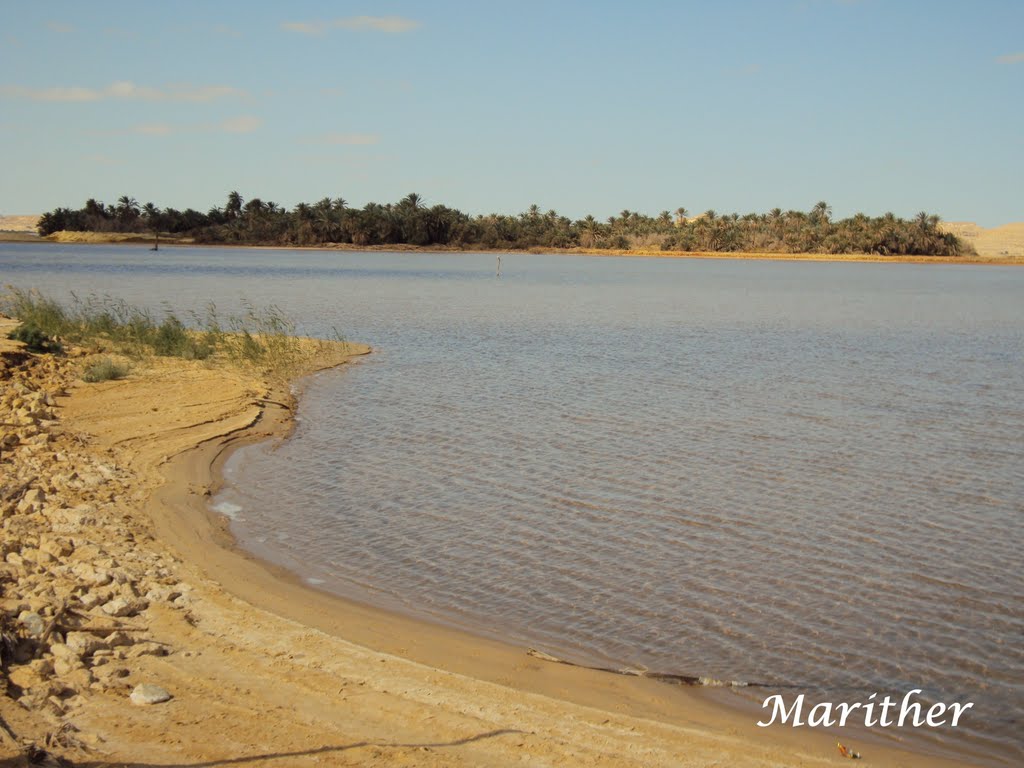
top-left (18, 610), bottom-right (45, 637)
top-left (129, 683), bottom-right (172, 706)
top-left (102, 597), bottom-right (147, 617)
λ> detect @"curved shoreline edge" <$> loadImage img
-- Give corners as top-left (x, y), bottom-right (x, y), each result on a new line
top-left (1, 322), bottom-right (987, 766)
top-left (143, 359), bottom-right (982, 767)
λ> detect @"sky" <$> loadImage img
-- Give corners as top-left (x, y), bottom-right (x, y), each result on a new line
top-left (1, 0), bottom-right (1021, 226)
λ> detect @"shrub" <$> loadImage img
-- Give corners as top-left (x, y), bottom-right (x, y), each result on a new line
top-left (82, 357), bottom-right (130, 383)
top-left (7, 323), bottom-right (63, 353)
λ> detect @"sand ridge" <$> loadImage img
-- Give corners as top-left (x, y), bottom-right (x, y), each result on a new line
top-left (0, 216), bottom-right (38, 233)
top-left (939, 222), bottom-right (1024, 259)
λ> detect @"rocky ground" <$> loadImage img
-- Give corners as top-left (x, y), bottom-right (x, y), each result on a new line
top-left (0, 341), bottom-right (197, 762)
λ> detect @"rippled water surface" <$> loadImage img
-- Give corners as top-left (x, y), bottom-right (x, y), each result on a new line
top-left (2, 243), bottom-right (1022, 764)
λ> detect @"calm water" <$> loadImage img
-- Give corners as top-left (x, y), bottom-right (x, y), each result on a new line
top-left (2, 243), bottom-right (1022, 764)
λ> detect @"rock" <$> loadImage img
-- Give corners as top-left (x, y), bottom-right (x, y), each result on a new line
top-left (63, 667), bottom-right (94, 691)
top-left (129, 683), bottom-right (172, 706)
top-left (8, 665), bottom-right (48, 691)
top-left (17, 610), bottom-right (45, 637)
top-left (40, 537), bottom-right (73, 558)
top-left (72, 562), bottom-right (111, 587)
top-left (78, 591), bottom-right (103, 609)
top-left (53, 656), bottom-right (85, 677)
top-left (101, 597), bottom-right (147, 617)
top-left (65, 632), bottom-right (106, 657)
top-left (50, 643), bottom-right (79, 660)
top-left (19, 487), bottom-right (45, 507)
top-left (104, 630), bottom-right (135, 648)
top-left (93, 664), bottom-right (129, 681)
top-left (125, 642), bottom-right (167, 659)
top-left (145, 585), bottom-right (182, 603)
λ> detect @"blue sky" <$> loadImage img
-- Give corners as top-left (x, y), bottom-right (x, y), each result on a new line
top-left (1, 0), bottom-right (1021, 225)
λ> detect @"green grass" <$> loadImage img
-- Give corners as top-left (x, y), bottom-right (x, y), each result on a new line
top-left (7, 322), bottom-right (63, 353)
top-left (1, 287), bottom-right (347, 377)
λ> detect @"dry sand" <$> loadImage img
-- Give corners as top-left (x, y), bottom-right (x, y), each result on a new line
top-left (0, 216), bottom-right (38, 234)
top-left (0, 318), bottom-right (985, 766)
top-left (939, 222), bottom-right (1024, 260)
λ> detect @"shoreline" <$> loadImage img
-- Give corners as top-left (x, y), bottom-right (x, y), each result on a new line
top-left (0, 322), bottom-right (992, 766)
top-left (3, 230), bottom-right (1022, 265)
top-left (142, 359), bottom-right (991, 766)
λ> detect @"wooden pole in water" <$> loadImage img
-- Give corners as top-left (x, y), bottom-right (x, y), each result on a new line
top-left (496, 254), bottom-right (501, 277)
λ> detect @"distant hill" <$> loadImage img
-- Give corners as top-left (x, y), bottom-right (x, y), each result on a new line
top-left (940, 222), bottom-right (1024, 260)
top-left (0, 215), bottom-right (39, 233)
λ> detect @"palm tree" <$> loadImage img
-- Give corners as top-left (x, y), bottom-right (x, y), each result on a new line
top-left (225, 190), bottom-right (243, 220)
top-left (579, 215), bottom-right (601, 247)
top-left (915, 211), bottom-right (939, 231)
top-left (811, 201), bottom-right (832, 224)
top-left (84, 198), bottom-right (107, 218)
top-left (116, 195), bottom-right (139, 219)
top-left (142, 202), bottom-right (160, 232)
top-left (674, 207), bottom-right (689, 225)
top-left (401, 192), bottom-right (423, 211)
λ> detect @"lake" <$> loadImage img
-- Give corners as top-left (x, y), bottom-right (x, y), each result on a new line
top-left (2, 242), bottom-right (1021, 765)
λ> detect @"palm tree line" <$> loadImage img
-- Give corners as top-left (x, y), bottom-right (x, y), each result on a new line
top-left (35, 193), bottom-right (970, 256)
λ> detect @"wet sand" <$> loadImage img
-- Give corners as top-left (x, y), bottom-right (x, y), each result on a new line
top-left (0, 318), bottom-right (985, 766)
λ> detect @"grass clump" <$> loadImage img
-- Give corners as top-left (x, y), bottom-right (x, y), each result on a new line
top-left (152, 315), bottom-right (213, 359)
top-left (1, 288), bottom-right (349, 379)
top-left (81, 357), bottom-right (131, 383)
top-left (7, 322), bottom-right (63, 354)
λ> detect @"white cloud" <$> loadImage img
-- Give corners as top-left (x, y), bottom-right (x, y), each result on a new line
top-left (134, 122), bottom-right (173, 136)
top-left (119, 115), bottom-right (263, 137)
top-left (282, 16), bottom-right (419, 36)
top-left (209, 24), bottom-right (242, 38)
top-left (337, 16), bottom-right (419, 33)
top-left (282, 21), bottom-right (327, 36)
top-left (0, 81), bottom-right (245, 103)
top-left (45, 22), bottom-right (74, 34)
top-left (313, 133), bottom-right (380, 145)
top-left (996, 52), bottom-right (1024, 64)
top-left (220, 115), bottom-right (262, 133)
top-left (83, 154), bottom-right (124, 165)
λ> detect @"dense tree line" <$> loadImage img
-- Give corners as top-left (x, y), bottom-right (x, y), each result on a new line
top-left (37, 194), bottom-right (970, 256)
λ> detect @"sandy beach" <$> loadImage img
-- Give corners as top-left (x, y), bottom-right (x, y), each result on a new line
top-left (0, 316), bottom-right (986, 766)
